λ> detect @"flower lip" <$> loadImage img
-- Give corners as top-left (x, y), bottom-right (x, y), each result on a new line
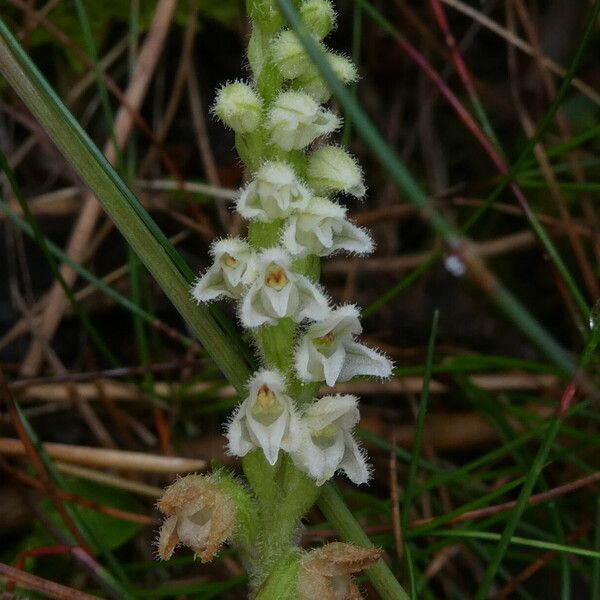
top-left (226, 369), bottom-right (301, 466)
top-left (265, 264), bottom-right (289, 290)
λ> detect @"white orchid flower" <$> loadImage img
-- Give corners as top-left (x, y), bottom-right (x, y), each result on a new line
top-left (306, 145), bottom-right (366, 198)
top-left (295, 305), bottom-right (393, 386)
top-left (281, 196), bottom-right (373, 257)
top-left (226, 370), bottom-right (300, 466)
top-left (266, 90), bottom-right (340, 151)
top-left (236, 161), bottom-right (311, 222)
top-left (240, 248), bottom-right (329, 328)
top-left (291, 395), bottom-right (369, 485)
top-left (191, 238), bottom-right (258, 302)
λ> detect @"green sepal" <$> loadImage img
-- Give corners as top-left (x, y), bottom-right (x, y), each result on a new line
top-left (279, 455), bottom-right (321, 523)
top-left (212, 469), bottom-right (260, 564)
top-left (243, 449), bottom-right (281, 511)
top-left (254, 548), bottom-right (302, 600)
top-left (236, 129), bottom-right (265, 172)
top-left (248, 219), bottom-right (284, 249)
top-left (292, 254), bottom-right (320, 280)
top-left (247, 0), bottom-right (286, 36)
top-left (254, 317), bottom-right (296, 372)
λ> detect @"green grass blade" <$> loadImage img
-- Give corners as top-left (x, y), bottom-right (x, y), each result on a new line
top-left (0, 16), bottom-right (251, 393)
top-left (0, 199), bottom-right (196, 349)
top-left (0, 149), bottom-right (119, 369)
top-left (402, 311), bottom-right (439, 596)
top-left (432, 530), bottom-right (600, 560)
top-left (474, 315), bottom-right (600, 598)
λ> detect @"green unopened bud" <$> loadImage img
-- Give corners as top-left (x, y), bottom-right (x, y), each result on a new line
top-left (296, 53), bottom-right (358, 103)
top-left (300, 0), bottom-right (336, 39)
top-left (307, 145), bottom-right (366, 197)
top-left (247, 0), bottom-right (285, 35)
top-left (213, 82), bottom-right (263, 134)
top-left (272, 30), bottom-right (314, 79)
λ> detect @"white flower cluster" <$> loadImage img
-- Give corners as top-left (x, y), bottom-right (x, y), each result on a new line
top-left (192, 0), bottom-right (392, 486)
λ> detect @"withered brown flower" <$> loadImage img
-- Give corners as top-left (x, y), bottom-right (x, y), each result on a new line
top-left (298, 542), bottom-right (382, 600)
top-left (156, 474), bottom-right (235, 562)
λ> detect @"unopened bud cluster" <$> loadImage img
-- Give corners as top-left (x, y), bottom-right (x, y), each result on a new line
top-left (194, 0), bottom-right (392, 488)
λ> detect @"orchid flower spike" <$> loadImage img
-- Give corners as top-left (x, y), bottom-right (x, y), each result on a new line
top-left (191, 238), bottom-right (258, 302)
top-left (266, 90), bottom-right (340, 151)
top-left (281, 196), bottom-right (373, 257)
top-left (291, 395), bottom-right (369, 485)
top-left (226, 369), bottom-right (300, 466)
top-left (236, 161), bottom-right (311, 222)
top-left (295, 305), bottom-right (393, 386)
top-left (240, 247), bottom-right (329, 328)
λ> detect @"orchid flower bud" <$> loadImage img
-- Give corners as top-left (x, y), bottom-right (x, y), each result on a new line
top-left (294, 305), bottom-right (393, 386)
top-left (237, 161), bottom-right (311, 222)
top-left (266, 91), bottom-right (340, 151)
top-left (306, 145), bottom-right (366, 197)
top-left (296, 53), bottom-right (358, 103)
top-left (298, 542), bottom-right (382, 600)
top-left (226, 369), bottom-right (301, 465)
top-left (271, 30), bottom-right (315, 80)
top-left (291, 395), bottom-right (369, 485)
top-left (191, 238), bottom-right (258, 302)
top-left (157, 474), bottom-right (235, 562)
top-left (299, 0), bottom-right (336, 40)
top-left (213, 82), bottom-right (263, 133)
top-left (240, 248), bottom-right (329, 328)
top-left (281, 196), bottom-right (373, 257)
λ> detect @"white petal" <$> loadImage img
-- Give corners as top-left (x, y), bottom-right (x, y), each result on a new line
top-left (191, 238), bottom-right (257, 302)
top-left (304, 395), bottom-right (360, 430)
top-left (280, 194), bottom-right (371, 257)
top-left (226, 402), bottom-right (255, 458)
top-left (240, 281), bottom-right (276, 328)
top-left (237, 370), bottom-right (298, 465)
top-left (290, 425), bottom-right (345, 486)
top-left (295, 275), bottom-right (330, 322)
top-left (267, 91), bottom-right (341, 151)
top-left (321, 345), bottom-right (347, 387)
top-left (191, 264), bottom-right (231, 302)
top-left (339, 432), bottom-right (370, 485)
top-left (246, 410), bottom-right (287, 466)
top-left (338, 341), bottom-right (394, 382)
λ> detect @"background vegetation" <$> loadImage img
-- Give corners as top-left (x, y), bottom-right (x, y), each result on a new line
top-left (1, 0), bottom-right (600, 598)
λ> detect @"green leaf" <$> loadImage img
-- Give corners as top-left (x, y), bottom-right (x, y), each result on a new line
top-left (40, 479), bottom-right (142, 551)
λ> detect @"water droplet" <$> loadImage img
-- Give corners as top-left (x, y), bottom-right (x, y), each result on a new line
top-left (444, 254), bottom-right (466, 277)
top-left (589, 299), bottom-right (600, 330)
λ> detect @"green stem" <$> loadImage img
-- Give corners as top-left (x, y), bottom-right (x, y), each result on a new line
top-left (318, 483), bottom-right (411, 600)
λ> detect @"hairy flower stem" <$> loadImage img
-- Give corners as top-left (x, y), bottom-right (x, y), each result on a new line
top-left (237, 2), bottom-right (324, 589)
